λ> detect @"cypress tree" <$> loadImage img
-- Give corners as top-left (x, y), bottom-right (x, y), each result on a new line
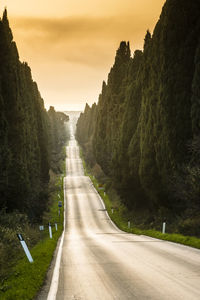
top-left (0, 10), bottom-right (69, 221)
top-left (76, 0), bottom-right (200, 221)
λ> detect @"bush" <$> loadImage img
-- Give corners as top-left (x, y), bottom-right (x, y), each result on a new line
top-left (178, 216), bottom-right (200, 237)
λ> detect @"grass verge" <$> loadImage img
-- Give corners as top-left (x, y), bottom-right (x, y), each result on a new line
top-left (81, 151), bottom-right (200, 250)
top-left (0, 163), bottom-right (65, 300)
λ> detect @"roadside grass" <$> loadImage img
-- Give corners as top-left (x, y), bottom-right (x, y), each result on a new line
top-left (0, 160), bottom-right (65, 300)
top-left (80, 151), bottom-right (200, 250)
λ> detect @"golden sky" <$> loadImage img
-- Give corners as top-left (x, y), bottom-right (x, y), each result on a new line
top-left (1, 0), bottom-right (165, 111)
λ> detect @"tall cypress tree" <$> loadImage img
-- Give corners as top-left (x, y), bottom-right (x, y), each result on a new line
top-left (76, 0), bottom-right (200, 218)
top-left (0, 10), bottom-right (69, 221)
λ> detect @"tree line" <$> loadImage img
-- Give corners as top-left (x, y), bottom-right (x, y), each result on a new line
top-left (0, 10), bottom-right (69, 222)
top-left (76, 0), bottom-right (200, 235)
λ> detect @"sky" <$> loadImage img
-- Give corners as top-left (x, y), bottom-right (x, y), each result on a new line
top-left (1, 0), bottom-right (165, 111)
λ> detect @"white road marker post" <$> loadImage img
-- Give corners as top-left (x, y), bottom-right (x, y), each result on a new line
top-left (111, 208), bottom-right (114, 214)
top-left (49, 222), bottom-right (53, 239)
top-left (162, 222), bottom-right (166, 234)
top-left (17, 234), bottom-right (33, 263)
top-left (55, 223), bottom-right (58, 231)
top-left (128, 221), bottom-right (131, 229)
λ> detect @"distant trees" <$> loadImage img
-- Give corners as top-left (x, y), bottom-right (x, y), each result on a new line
top-left (76, 0), bottom-right (200, 227)
top-left (48, 106), bottom-right (69, 173)
top-left (76, 103), bottom-right (97, 166)
top-left (0, 10), bottom-right (69, 221)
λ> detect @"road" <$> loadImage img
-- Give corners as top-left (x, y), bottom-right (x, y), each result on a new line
top-left (50, 119), bottom-right (200, 299)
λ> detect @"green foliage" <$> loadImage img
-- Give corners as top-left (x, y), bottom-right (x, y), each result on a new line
top-left (76, 103), bottom-right (97, 167)
top-left (0, 238), bottom-right (58, 300)
top-left (0, 168), bottom-right (65, 300)
top-left (48, 107), bottom-right (69, 173)
top-left (0, 10), bottom-right (49, 218)
top-left (0, 10), bottom-right (69, 221)
top-left (76, 0), bottom-right (200, 235)
top-left (0, 11), bottom-right (69, 297)
top-left (191, 37), bottom-right (200, 135)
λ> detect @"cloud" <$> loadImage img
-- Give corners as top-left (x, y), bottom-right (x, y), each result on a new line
top-left (11, 15), bottom-right (151, 67)
top-left (7, 13), bottom-right (161, 111)
top-left (13, 15), bottom-right (145, 38)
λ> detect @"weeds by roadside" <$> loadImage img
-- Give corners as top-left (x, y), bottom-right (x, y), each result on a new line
top-left (0, 157), bottom-right (65, 300)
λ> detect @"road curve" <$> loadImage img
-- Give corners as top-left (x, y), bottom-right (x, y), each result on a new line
top-left (55, 120), bottom-right (200, 300)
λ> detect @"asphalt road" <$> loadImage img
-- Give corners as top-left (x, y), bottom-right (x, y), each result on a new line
top-left (53, 121), bottom-right (200, 300)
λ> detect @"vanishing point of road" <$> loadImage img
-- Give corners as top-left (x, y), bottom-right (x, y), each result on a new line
top-left (48, 118), bottom-right (200, 300)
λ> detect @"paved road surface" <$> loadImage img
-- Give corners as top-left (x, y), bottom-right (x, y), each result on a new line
top-left (54, 120), bottom-right (200, 299)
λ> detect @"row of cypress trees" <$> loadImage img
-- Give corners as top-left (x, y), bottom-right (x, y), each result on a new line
top-left (76, 0), bottom-right (200, 232)
top-left (0, 10), bottom-right (69, 221)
